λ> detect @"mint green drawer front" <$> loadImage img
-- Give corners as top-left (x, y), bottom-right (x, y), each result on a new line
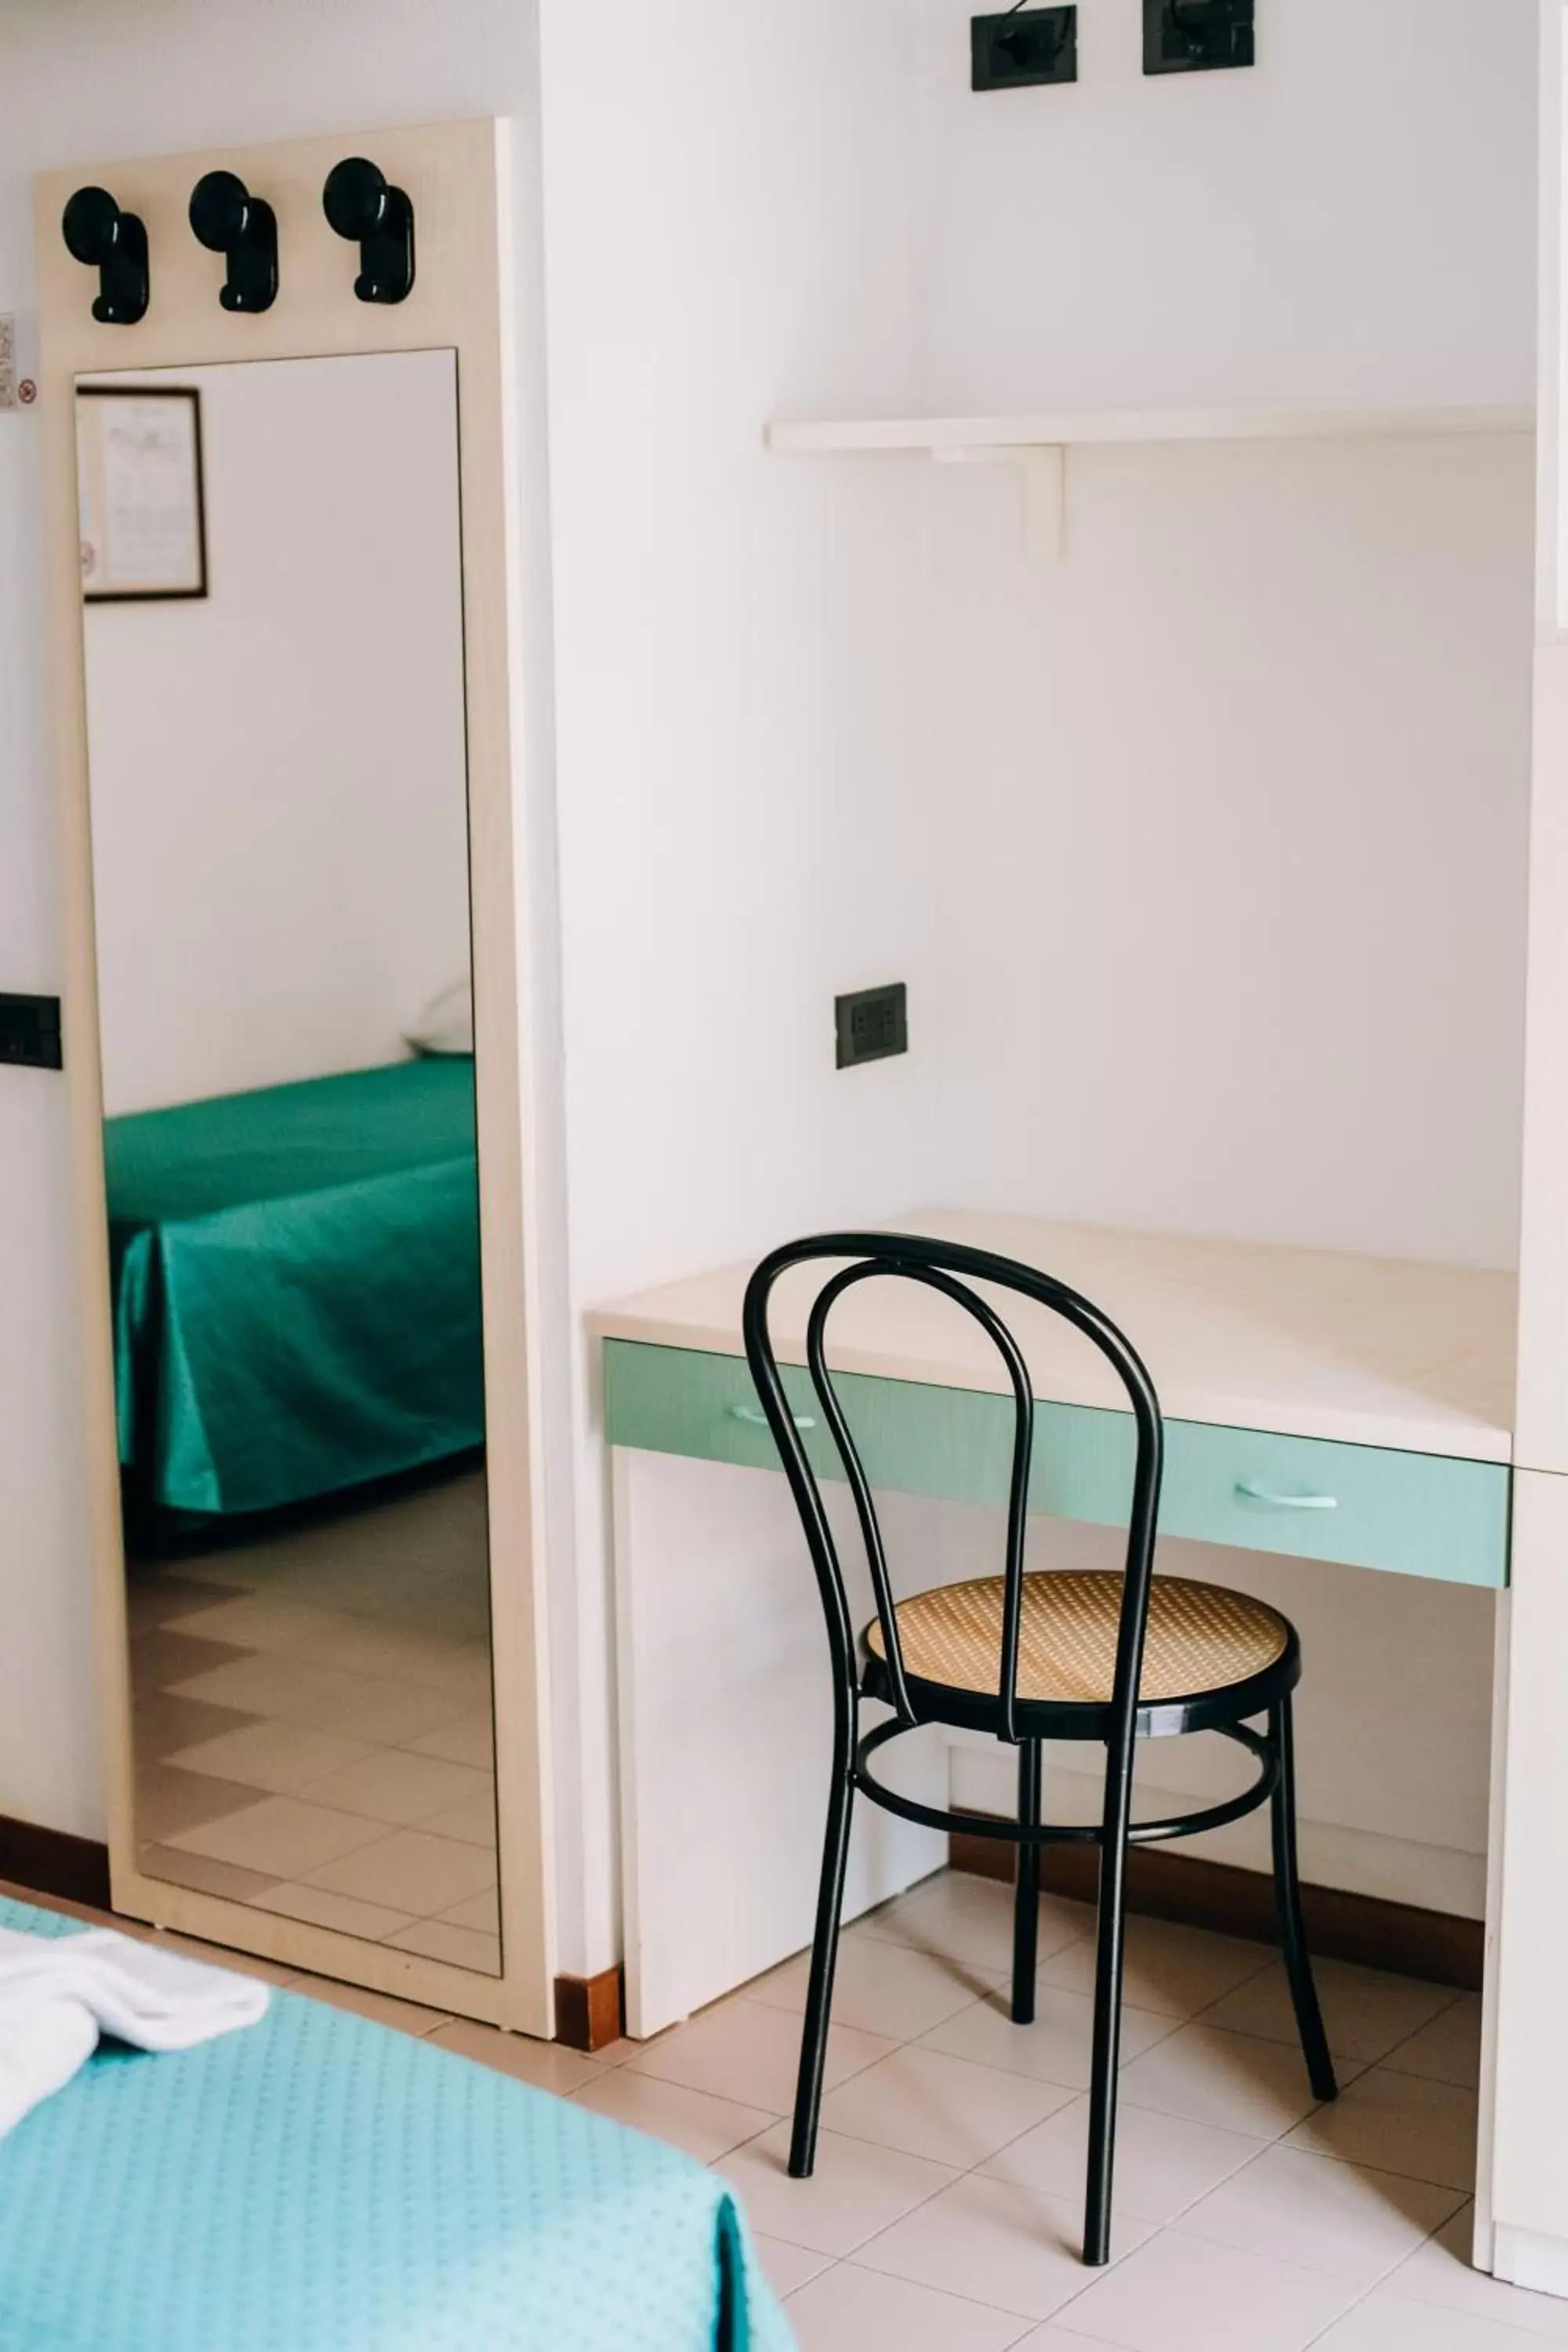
top-left (603, 1341), bottom-right (1510, 1589)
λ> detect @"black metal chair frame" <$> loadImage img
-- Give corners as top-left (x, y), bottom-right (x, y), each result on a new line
top-left (742, 1232), bottom-right (1338, 2267)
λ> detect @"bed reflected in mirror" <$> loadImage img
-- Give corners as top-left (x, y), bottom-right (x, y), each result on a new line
top-left (78, 350), bottom-right (501, 1976)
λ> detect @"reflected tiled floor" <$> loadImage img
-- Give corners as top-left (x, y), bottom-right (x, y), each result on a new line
top-left (10, 1867), bottom-right (1559, 2351)
top-left (128, 1468), bottom-right (500, 1974)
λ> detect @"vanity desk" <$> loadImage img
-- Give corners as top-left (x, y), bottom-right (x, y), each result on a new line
top-left (597, 1209), bottom-right (1517, 2045)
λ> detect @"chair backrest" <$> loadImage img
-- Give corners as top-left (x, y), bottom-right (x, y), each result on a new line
top-left (742, 1233), bottom-right (1165, 1747)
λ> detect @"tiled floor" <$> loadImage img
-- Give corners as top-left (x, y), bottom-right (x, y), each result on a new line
top-left (127, 1468), bottom-right (502, 1975)
top-left (11, 1867), bottom-right (1565, 2351)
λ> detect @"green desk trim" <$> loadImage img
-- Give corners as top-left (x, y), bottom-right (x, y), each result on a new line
top-left (603, 1339), bottom-right (1510, 1590)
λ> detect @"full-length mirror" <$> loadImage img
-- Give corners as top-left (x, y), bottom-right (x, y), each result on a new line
top-left (78, 350), bottom-right (501, 1977)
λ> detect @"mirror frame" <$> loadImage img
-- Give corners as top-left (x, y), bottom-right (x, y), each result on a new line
top-left (34, 119), bottom-right (556, 2034)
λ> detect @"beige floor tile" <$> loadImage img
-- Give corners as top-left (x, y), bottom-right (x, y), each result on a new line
top-left (858, 2172), bottom-right (1154, 2323)
top-left (138, 1843), bottom-right (282, 1903)
top-left (384, 1918), bottom-right (502, 1974)
top-left (134, 1762), bottom-right (267, 1843)
top-left (786, 2261), bottom-right (1033, 2352)
top-left (858, 1874), bottom-right (1091, 1976)
top-left (131, 1627), bottom-right (251, 1690)
top-left (280, 1618), bottom-right (480, 1689)
top-left (290, 1749), bottom-right (494, 1828)
top-left (1201, 1956), bottom-right (1461, 2065)
top-left (406, 1711), bottom-right (495, 1768)
top-left (750, 1933), bottom-right (996, 2041)
top-left (1282, 2065), bottom-right (1478, 2191)
top-left (299, 1828), bottom-right (497, 1915)
top-left (428, 2018), bottom-right (604, 2094)
top-left (980, 2094), bottom-right (1265, 2225)
top-left (1314, 2295), bottom-right (1562, 2350)
top-left (1059, 2225), bottom-right (1359, 2350)
top-left (571, 2067), bottom-right (774, 2161)
top-left (1038, 1919), bottom-right (1274, 2020)
top-left (1011, 2330), bottom-right (1116, 2350)
top-left (1368, 2208), bottom-right (1568, 2341)
top-left (126, 1573), bottom-right (243, 1634)
top-left (1118, 2023), bottom-right (1336, 2140)
top-left (818, 2044), bottom-right (1078, 2169)
top-left (916, 1984), bottom-right (1178, 2094)
top-left (132, 1690), bottom-right (259, 1766)
top-left (248, 1882), bottom-right (417, 1942)
top-left (165, 1720), bottom-right (379, 1795)
top-left (416, 1790), bottom-right (499, 1848)
top-left (162, 1595), bottom-right (351, 1653)
top-left (170, 1653), bottom-right (470, 1747)
top-left (437, 1886), bottom-right (500, 1934)
top-left (284, 1970), bottom-right (451, 2034)
top-left (628, 1995), bottom-right (893, 2113)
top-left (717, 2122), bottom-right (956, 2257)
top-left (751, 2236), bottom-right (833, 2300)
top-left (1177, 2145), bottom-right (1465, 2284)
top-left (1382, 1995), bottom-right (1483, 2090)
top-left (406, 1642), bottom-right (495, 1702)
top-left (166, 1794), bottom-right (387, 1878)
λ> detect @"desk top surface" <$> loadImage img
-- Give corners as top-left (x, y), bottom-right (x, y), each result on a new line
top-left (592, 1211), bottom-right (1518, 1463)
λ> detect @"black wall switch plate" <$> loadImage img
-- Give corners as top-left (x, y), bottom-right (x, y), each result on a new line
top-left (1145, 0), bottom-right (1254, 74)
top-left (0, 993), bottom-right (62, 1070)
top-left (972, 7), bottom-right (1077, 92)
top-left (837, 983), bottom-right (908, 1071)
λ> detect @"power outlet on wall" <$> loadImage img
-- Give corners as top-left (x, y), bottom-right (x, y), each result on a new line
top-left (1145, 0), bottom-right (1254, 75)
top-left (971, 8), bottom-right (1077, 92)
top-left (837, 983), bottom-right (908, 1071)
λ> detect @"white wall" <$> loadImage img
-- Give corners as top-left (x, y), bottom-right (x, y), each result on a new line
top-left (915, 0), bottom-right (1537, 1918)
top-left (537, 0), bottom-right (939, 1965)
top-left (85, 351), bottom-right (472, 1115)
top-left (919, 0), bottom-right (1538, 414)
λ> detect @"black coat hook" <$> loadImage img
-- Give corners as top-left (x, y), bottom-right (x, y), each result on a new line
top-left (189, 171), bottom-right (278, 313)
top-left (61, 187), bottom-right (149, 325)
top-left (322, 158), bottom-right (415, 305)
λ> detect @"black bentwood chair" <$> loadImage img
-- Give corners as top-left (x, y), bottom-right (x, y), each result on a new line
top-left (742, 1233), bottom-right (1338, 2267)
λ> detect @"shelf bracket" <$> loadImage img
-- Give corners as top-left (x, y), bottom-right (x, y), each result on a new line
top-left (934, 442), bottom-right (1065, 561)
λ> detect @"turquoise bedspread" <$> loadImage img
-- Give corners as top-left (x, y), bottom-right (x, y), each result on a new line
top-left (0, 1898), bottom-right (794, 2352)
top-left (104, 1060), bottom-right (485, 1518)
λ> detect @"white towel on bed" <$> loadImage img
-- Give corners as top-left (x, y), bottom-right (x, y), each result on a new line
top-left (0, 1926), bottom-right (270, 2140)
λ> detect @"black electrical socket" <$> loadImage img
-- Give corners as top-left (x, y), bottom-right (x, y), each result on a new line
top-left (837, 984), bottom-right (908, 1071)
top-left (0, 993), bottom-right (62, 1070)
top-left (1145, 0), bottom-right (1254, 74)
top-left (972, 7), bottom-right (1077, 92)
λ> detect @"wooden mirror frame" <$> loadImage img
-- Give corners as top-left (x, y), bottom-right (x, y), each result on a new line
top-left (34, 119), bottom-right (557, 2034)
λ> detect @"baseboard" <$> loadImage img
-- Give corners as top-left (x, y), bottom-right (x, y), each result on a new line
top-left (555, 1965), bottom-right (626, 2053)
top-left (0, 1815), bottom-right (112, 1912)
top-left (950, 1828), bottom-right (1483, 1991)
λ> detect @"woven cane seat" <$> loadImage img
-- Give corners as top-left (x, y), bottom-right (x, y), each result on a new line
top-left (864, 1570), bottom-right (1290, 1708)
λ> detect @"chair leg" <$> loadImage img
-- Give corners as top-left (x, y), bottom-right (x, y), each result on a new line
top-left (1012, 1740), bottom-right (1043, 2024)
top-left (1269, 1695), bottom-right (1338, 2104)
top-left (789, 1758), bottom-right (855, 2178)
top-left (1083, 1736), bottom-right (1137, 2267)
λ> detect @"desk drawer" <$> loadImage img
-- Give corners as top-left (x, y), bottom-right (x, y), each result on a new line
top-left (602, 1341), bottom-right (1510, 1589)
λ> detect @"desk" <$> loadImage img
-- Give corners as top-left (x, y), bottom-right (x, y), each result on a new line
top-left (595, 1212), bottom-right (1516, 2035)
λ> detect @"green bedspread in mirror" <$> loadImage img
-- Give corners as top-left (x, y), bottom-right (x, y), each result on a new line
top-left (104, 1060), bottom-right (484, 1519)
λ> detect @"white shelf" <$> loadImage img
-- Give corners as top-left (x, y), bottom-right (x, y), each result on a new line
top-left (767, 404), bottom-right (1536, 456)
top-left (767, 404), bottom-right (1535, 561)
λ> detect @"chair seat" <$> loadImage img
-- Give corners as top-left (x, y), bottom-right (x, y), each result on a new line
top-left (864, 1570), bottom-right (1291, 1708)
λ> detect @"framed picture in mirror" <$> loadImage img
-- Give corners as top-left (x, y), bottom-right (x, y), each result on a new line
top-left (77, 384), bottom-right (207, 601)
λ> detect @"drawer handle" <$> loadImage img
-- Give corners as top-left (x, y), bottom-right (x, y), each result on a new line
top-left (730, 1403), bottom-right (818, 1433)
top-left (1235, 1479), bottom-right (1338, 1512)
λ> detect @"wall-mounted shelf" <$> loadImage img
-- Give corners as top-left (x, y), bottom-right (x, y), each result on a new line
top-left (766, 404), bottom-right (1537, 560)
